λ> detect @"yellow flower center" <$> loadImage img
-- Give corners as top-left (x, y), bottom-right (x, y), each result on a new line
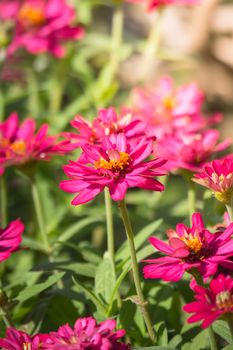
top-left (214, 189), bottom-right (233, 205)
top-left (216, 291), bottom-right (233, 310)
top-left (22, 343), bottom-right (31, 350)
top-left (10, 140), bottom-right (26, 156)
top-left (182, 236), bottom-right (203, 254)
top-left (94, 151), bottom-right (131, 172)
top-left (162, 96), bottom-right (175, 111)
top-left (19, 4), bottom-right (45, 27)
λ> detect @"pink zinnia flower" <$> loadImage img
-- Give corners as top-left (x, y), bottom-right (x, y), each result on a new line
top-left (0, 328), bottom-right (44, 350)
top-left (0, 219), bottom-right (24, 262)
top-left (4, 0), bottom-right (84, 58)
top-left (0, 1), bottom-right (19, 20)
top-left (43, 317), bottom-right (129, 350)
top-left (183, 274), bottom-right (233, 328)
top-left (127, 0), bottom-right (198, 11)
top-left (0, 112), bottom-right (72, 174)
top-left (60, 133), bottom-right (165, 205)
top-left (143, 213), bottom-right (233, 282)
top-left (193, 157), bottom-right (233, 205)
top-left (155, 130), bottom-right (231, 172)
top-left (129, 77), bottom-right (220, 140)
top-left (67, 107), bottom-right (145, 147)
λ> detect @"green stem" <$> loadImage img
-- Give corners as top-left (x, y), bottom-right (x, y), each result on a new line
top-left (1, 307), bottom-right (14, 328)
top-left (141, 9), bottom-right (163, 80)
top-left (30, 177), bottom-right (64, 289)
top-left (187, 181), bottom-right (196, 224)
top-left (98, 2), bottom-right (123, 97)
top-left (0, 290), bottom-right (13, 327)
top-left (0, 176), bottom-right (7, 227)
top-left (104, 188), bottom-right (122, 309)
top-left (104, 188), bottom-right (115, 260)
top-left (119, 200), bottom-right (156, 343)
top-left (208, 326), bottom-right (218, 350)
top-left (27, 69), bottom-right (40, 118)
top-left (31, 179), bottom-right (50, 254)
top-left (110, 3), bottom-right (123, 78)
top-left (226, 204), bottom-right (233, 222)
top-left (227, 317), bottom-right (233, 343)
top-left (49, 60), bottom-right (68, 116)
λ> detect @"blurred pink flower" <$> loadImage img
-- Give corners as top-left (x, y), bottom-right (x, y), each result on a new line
top-left (183, 274), bottom-right (233, 328)
top-left (3, 0), bottom-right (84, 57)
top-left (143, 213), bottom-right (233, 281)
top-left (60, 133), bottom-right (165, 205)
top-left (129, 77), bottom-right (220, 140)
top-left (193, 157), bottom-right (233, 204)
top-left (0, 112), bottom-right (72, 173)
top-left (0, 219), bottom-right (24, 262)
top-left (127, 0), bottom-right (199, 11)
top-left (155, 129), bottom-right (231, 172)
top-left (66, 107), bottom-right (145, 148)
top-left (0, 1), bottom-right (20, 20)
top-left (0, 328), bottom-right (44, 350)
top-left (43, 317), bottom-right (129, 350)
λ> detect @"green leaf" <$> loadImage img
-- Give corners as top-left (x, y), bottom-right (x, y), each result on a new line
top-left (190, 329), bottom-right (209, 350)
top-left (213, 320), bottom-right (232, 344)
top-left (156, 322), bottom-right (168, 346)
top-left (16, 272), bottom-right (65, 303)
top-left (221, 345), bottom-right (233, 350)
top-left (95, 257), bottom-right (116, 305)
top-left (116, 219), bottom-right (163, 262)
top-left (57, 217), bottom-right (103, 243)
top-left (107, 267), bottom-right (130, 315)
top-left (65, 263), bottom-right (96, 278)
top-left (72, 277), bottom-right (106, 315)
top-left (168, 335), bottom-right (183, 348)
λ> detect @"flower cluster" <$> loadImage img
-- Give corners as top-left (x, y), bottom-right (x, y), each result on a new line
top-left (0, 112), bottom-right (72, 175)
top-left (0, 317), bottom-right (129, 350)
top-left (193, 157), bottom-right (233, 205)
top-left (67, 108), bottom-right (145, 147)
top-left (143, 213), bottom-right (233, 281)
top-left (61, 132), bottom-right (165, 204)
top-left (128, 77), bottom-right (230, 173)
top-left (184, 274), bottom-right (233, 328)
top-left (0, 0), bottom-right (84, 57)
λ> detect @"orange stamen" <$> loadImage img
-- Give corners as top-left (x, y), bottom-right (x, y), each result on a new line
top-left (22, 343), bottom-right (31, 350)
top-left (182, 236), bottom-right (203, 254)
top-left (11, 140), bottom-right (26, 156)
top-left (94, 151), bottom-right (131, 172)
top-left (162, 96), bottom-right (175, 111)
top-left (19, 4), bottom-right (45, 27)
top-left (216, 291), bottom-right (233, 310)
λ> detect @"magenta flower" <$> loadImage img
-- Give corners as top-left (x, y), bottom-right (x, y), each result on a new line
top-left (60, 133), bottom-right (165, 205)
top-left (183, 274), bottom-right (233, 328)
top-left (43, 317), bottom-right (129, 350)
top-left (0, 219), bottom-right (24, 262)
top-left (0, 328), bottom-right (44, 350)
top-left (143, 213), bottom-right (233, 282)
top-left (129, 77), bottom-right (220, 140)
top-left (0, 113), bottom-right (72, 174)
top-left (4, 0), bottom-right (84, 58)
top-left (127, 0), bottom-right (198, 11)
top-left (67, 107), bottom-right (145, 147)
top-left (193, 157), bottom-right (233, 204)
top-left (155, 129), bottom-right (231, 172)
top-left (0, 1), bottom-right (19, 20)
